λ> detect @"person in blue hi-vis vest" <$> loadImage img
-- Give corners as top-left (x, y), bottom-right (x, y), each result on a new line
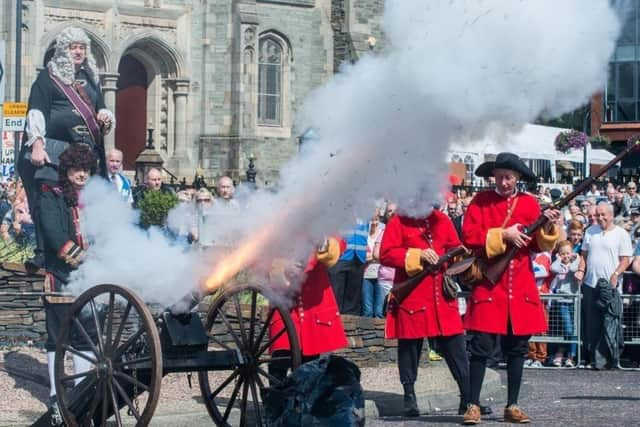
top-left (328, 219), bottom-right (369, 315)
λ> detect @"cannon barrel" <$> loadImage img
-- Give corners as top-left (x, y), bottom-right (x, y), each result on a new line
top-left (167, 290), bottom-right (202, 316)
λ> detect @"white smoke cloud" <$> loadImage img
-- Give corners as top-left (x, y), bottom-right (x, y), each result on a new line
top-left (69, 0), bottom-right (621, 305)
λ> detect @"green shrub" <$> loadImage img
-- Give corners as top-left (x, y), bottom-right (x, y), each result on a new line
top-left (138, 190), bottom-right (179, 229)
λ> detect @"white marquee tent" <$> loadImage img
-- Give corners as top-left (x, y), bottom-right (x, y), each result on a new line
top-left (448, 124), bottom-right (614, 184)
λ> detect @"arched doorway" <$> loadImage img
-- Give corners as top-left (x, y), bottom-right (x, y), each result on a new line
top-left (115, 55), bottom-right (147, 170)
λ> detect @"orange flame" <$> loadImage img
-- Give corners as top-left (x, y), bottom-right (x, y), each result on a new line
top-left (203, 223), bottom-right (276, 292)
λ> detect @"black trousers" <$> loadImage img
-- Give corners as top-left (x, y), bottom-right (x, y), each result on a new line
top-left (398, 335), bottom-right (470, 405)
top-left (328, 259), bottom-right (365, 315)
top-left (468, 329), bottom-right (530, 407)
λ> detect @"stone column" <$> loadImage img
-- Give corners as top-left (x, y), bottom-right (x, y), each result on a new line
top-left (173, 79), bottom-right (190, 157)
top-left (100, 73), bottom-right (120, 153)
top-left (166, 79), bottom-right (191, 177)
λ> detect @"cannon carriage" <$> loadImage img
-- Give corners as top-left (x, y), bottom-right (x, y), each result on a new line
top-left (45, 283), bottom-right (301, 427)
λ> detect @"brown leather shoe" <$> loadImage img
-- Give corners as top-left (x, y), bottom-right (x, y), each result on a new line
top-left (463, 403), bottom-right (481, 425)
top-left (504, 405), bottom-right (531, 423)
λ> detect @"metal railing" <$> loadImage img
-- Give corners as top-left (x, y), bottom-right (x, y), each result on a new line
top-left (529, 293), bottom-right (581, 369)
top-left (619, 293), bottom-right (640, 370)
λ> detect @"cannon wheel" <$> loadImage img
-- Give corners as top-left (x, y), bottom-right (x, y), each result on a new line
top-left (54, 284), bottom-right (163, 426)
top-left (199, 284), bottom-right (301, 427)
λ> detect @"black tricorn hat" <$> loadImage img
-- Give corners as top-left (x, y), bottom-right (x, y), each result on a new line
top-left (475, 152), bottom-right (537, 182)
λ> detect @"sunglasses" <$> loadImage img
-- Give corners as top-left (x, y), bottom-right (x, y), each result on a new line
top-left (197, 199), bottom-right (212, 202)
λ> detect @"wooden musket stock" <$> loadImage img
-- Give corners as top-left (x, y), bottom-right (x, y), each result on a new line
top-left (390, 246), bottom-right (467, 303)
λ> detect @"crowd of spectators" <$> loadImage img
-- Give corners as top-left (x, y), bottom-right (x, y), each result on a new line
top-left (0, 179), bottom-right (36, 262)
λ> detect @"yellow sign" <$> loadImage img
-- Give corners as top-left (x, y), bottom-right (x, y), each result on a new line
top-left (2, 102), bottom-right (27, 118)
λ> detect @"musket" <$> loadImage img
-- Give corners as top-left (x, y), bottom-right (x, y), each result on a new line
top-left (467, 141), bottom-right (640, 285)
top-left (390, 245), bottom-right (467, 304)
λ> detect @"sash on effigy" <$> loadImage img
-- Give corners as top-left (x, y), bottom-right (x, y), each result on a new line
top-left (48, 68), bottom-right (102, 146)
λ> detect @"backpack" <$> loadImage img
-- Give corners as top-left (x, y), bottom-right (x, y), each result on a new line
top-left (263, 355), bottom-right (365, 426)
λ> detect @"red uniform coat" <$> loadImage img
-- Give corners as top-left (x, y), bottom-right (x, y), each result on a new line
top-left (381, 210), bottom-right (464, 339)
top-left (462, 190), bottom-right (558, 336)
top-left (270, 241), bottom-right (348, 356)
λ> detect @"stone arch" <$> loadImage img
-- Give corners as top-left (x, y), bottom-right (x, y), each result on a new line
top-left (113, 33), bottom-right (190, 172)
top-left (116, 31), bottom-right (186, 78)
top-left (40, 21), bottom-right (111, 71)
top-left (258, 29), bottom-right (293, 62)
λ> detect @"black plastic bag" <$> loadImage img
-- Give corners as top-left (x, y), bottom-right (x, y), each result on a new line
top-left (263, 355), bottom-right (365, 426)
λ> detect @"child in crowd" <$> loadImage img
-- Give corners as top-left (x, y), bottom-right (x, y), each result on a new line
top-left (566, 220), bottom-right (584, 253)
top-left (525, 251), bottom-right (553, 368)
top-left (550, 240), bottom-right (580, 367)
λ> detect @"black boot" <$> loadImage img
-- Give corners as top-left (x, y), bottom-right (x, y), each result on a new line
top-left (403, 383), bottom-right (419, 417)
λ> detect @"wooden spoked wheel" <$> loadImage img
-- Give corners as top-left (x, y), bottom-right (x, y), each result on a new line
top-left (198, 284), bottom-right (301, 427)
top-left (54, 284), bottom-right (162, 426)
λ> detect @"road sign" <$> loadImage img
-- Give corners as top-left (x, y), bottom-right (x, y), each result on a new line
top-left (2, 102), bottom-right (27, 132)
top-left (3, 102), bottom-right (27, 117)
top-left (1, 131), bottom-right (15, 180)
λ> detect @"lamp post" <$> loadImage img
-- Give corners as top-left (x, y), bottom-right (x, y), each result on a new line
top-left (246, 154), bottom-right (257, 184)
top-left (146, 122), bottom-right (155, 149)
top-left (582, 108), bottom-right (591, 180)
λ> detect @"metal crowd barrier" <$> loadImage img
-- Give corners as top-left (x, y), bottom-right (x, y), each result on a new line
top-left (619, 293), bottom-right (640, 370)
top-left (456, 275), bottom-right (640, 370)
top-left (529, 293), bottom-right (581, 369)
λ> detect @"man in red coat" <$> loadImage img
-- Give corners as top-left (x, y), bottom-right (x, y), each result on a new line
top-left (269, 238), bottom-right (348, 379)
top-left (461, 153), bottom-right (560, 424)
top-left (381, 209), bottom-right (471, 418)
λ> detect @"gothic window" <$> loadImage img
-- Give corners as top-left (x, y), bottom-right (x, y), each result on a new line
top-left (258, 37), bottom-right (283, 125)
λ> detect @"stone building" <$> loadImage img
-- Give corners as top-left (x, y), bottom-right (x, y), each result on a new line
top-left (0, 0), bottom-right (385, 186)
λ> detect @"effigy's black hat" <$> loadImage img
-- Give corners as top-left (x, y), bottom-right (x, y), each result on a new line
top-left (475, 152), bottom-right (537, 182)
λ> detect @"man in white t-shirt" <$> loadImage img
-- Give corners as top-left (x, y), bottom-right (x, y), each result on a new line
top-left (579, 202), bottom-right (632, 369)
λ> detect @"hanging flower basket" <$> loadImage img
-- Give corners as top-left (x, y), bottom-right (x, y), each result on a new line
top-left (554, 129), bottom-right (589, 154)
top-left (589, 135), bottom-right (611, 150)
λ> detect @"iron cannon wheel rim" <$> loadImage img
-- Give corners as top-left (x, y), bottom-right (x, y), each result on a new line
top-left (54, 284), bottom-right (163, 427)
top-left (198, 284), bottom-right (301, 427)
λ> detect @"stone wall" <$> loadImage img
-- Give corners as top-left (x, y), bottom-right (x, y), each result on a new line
top-left (0, 265), bottom-right (432, 367)
top-left (0, 266), bottom-right (47, 345)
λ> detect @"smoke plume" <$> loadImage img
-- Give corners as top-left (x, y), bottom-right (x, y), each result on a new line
top-left (70, 0), bottom-right (621, 305)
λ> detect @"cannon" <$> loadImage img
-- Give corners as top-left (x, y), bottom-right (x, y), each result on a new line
top-left (39, 283), bottom-right (301, 426)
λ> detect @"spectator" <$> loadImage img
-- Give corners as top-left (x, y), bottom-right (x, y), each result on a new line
top-left (613, 191), bottom-right (627, 218)
top-left (624, 181), bottom-right (640, 215)
top-left (585, 205), bottom-right (597, 229)
top-left (447, 201), bottom-right (463, 238)
top-left (381, 202), bottom-right (398, 224)
top-left (329, 219), bottom-right (368, 315)
top-left (550, 240), bottom-right (580, 368)
top-left (629, 208), bottom-right (640, 237)
top-left (193, 188), bottom-right (215, 247)
top-left (586, 183), bottom-right (600, 197)
top-left (133, 168), bottom-right (174, 207)
top-left (106, 149), bottom-right (133, 205)
top-left (605, 187), bottom-right (617, 204)
top-left (579, 202), bottom-right (633, 369)
top-left (216, 176), bottom-right (236, 203)
top-left (525, 251), bottom-right (552, 368)
top-left (567, 220), bottom-right (585, 253)
top-left (362, 208), bottom-right (385, 318)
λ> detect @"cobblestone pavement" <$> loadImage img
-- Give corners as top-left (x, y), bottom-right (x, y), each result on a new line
top-left (369, 367), bottom-right (640, 426)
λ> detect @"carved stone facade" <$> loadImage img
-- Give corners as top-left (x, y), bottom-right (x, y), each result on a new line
top-left (0, 0), bottom-right (385, 186)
